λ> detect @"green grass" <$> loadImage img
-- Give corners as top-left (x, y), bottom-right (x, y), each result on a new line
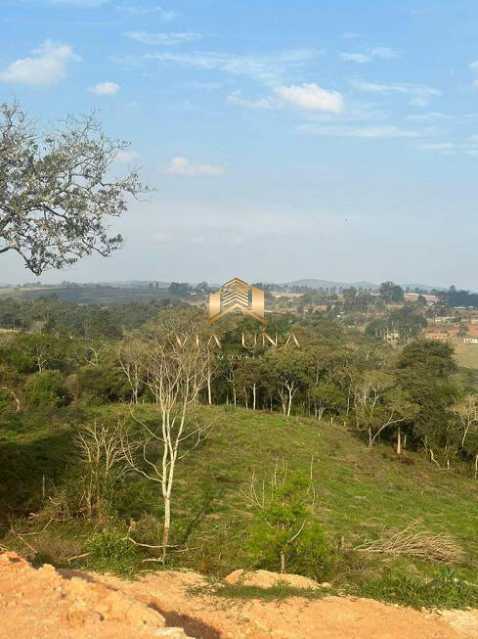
top-left (189, 581), bottom-right (330, 601)
top-left (189, 573), bottom-right (478, 609)
top-left (346, 570), bottom-right (478, 609)
top-left (162, 406), bottom-right (478, 576)
top-left (2, 403), bottom-right (478, 606)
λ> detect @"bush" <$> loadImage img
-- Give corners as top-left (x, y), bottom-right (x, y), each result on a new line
top-left (78, 366), bottom-right (129, 403)
top-left (85, 529), bottom-right (140, 576)
top-left (244, 469), bottom-right (330, 580)
top-left (24, 370), bottom-right (71, 408)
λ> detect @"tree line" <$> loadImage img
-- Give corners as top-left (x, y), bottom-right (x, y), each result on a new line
top-left (1, 307), bottom-right (477, 474)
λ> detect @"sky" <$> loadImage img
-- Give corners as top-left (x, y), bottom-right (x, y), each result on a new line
top-left (2, 0), bottom-right (478, 288)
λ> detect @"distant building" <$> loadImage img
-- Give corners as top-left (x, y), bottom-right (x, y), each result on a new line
top-left (425, 331), bottom-right (449, 341)
top-left (424, 322), bottom-right (478, 343)
top-left (384, 328), bottom-right (400, 346)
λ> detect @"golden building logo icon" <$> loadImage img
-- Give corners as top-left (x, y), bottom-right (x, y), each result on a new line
top-left (208, 277), bottom-right (265, 325)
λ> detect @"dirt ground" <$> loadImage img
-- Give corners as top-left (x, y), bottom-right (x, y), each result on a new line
top-left (1, 551), bottom-right (478, 639)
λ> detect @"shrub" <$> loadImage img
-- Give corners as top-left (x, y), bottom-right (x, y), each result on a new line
top-left (85, 529), bottom-right (140, 576)
top-left (78, 366), bottom-right (129, 403)
top-left (24, 370), bottom-right (71, 408)
top-left (244, 467), bottom-right (330, 580)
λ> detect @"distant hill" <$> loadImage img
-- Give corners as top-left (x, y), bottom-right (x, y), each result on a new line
top-left (286, 279), bottom-right (379, 290)
top-left (94, 281), bottom-right (170, 289)
top-left (286, 279), bottom-right (452, 292)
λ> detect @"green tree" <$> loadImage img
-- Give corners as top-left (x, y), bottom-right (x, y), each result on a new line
top-left (234, 357), bottom-right (263, 410)
top-left (379, 281), bottom-right (404, 304)
top-left (398, 340), bottom-right (459, 464)
top-left (0, 103), bottom-right (143, 275)
top-left (310, 380), bottom-right (345, 419)
top-left (264, 348), bottom-right (309, 416)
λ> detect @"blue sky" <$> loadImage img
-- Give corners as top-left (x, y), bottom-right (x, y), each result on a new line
top-left (2, 0), bottom-right (478, 287)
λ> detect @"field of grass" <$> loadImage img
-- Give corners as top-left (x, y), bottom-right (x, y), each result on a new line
top-left (453, 339), bottom-right (478, 369)
top-left (166, 406), bottom-right (478, 581)
top-left (2, 403), bottom-right (478, 591)
top-left (0, 285), bottom-right (173, 305)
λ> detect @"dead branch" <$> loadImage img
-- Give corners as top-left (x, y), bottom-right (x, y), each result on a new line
top-left (354, 523), bottom-right (464, 563)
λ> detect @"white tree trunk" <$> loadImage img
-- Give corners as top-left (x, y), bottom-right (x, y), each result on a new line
top-left (207, 369), bottom-right (212, 405)
top-left (396, 426), bottom-right (402, 455)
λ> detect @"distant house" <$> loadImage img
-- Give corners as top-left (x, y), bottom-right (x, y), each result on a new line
top-left (424, 331), bottom-right (449, 341)
top-left (424, 322), bottom-right (478, 344)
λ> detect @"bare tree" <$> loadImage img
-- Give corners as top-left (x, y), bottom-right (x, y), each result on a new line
top-left (118, 336), bottom-right (146, 404)
top-left (75, 420), bottom-right (129, 520)
top-left (453, 394), bottom-right (478, 448)
top-left (122, 329), bottom-right (209, 561)
top-left (0, 102), bottom-right (143, 275)
top-left (33, 342), bottom-right (48, 373)
top-left (0, 386), bottom-right (21, 413)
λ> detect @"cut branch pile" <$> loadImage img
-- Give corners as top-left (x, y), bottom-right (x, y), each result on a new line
top-left (353, 524), bottom-right (464, 563)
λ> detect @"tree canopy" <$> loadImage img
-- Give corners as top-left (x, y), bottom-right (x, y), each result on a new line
top-left (0, 103), bottom-right (143, 275)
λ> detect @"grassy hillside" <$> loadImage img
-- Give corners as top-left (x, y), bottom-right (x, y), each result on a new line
top-left (1, 403), bottom-right (478, 591)
top-left (170, 407), bottom-right (478, 579)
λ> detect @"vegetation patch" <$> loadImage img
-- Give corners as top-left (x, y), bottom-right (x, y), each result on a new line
top-left (189, 580), bottom-right (331, 602)
top-left (347, 570), bottom-right (478, 610)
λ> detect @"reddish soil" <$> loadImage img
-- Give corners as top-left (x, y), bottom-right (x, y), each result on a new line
top-left (2, 552), bottom-right (478, 639)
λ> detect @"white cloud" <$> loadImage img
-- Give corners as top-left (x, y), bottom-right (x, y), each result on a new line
top-left (340, 53), bottom-right (371, 64)
top-left (300, 124), bottom-right (420, 138)
top-left (115, 149), bottom-right (140, 163)
top-left (49, 0), bottom-right (107, 5)
top-left (165, 157), bottom-right (225, 177)
top-left (370, 47), bottom-right (399, 60)
top-left (147, 49), bottom-right (320, 85)
top-left (409, 96), bottom-right (429, 107)
top-left (407, 111), bottom-right (453, 122)
top-left (275, 83), bottom-right (344, 113)
top-left (351, 79), bottom-right (440, 97)
top-left (468, 61), bottom-right (478, 89)
top-left (341, 47), bottom-right (399, 64)
top-left (418, 142), bottom-right (456, 152)
top-left (351, 79), bottom-right (440, 106)
top-left (418, 138), bottom-right (478, 156)
top-left (89, 81), bottom-right (120, 95)
top-left (227, 91), bottom-right (275, 109)
top-left (119, 4), bottom-right (177, 19)
top-left (0, 40), bottom-right (79, 87)
top-left (126, 31), bottom-right (201, 46)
